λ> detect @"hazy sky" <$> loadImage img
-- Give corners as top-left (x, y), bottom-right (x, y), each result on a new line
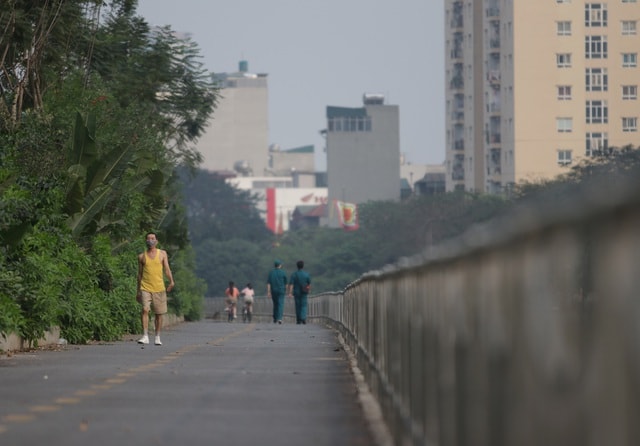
top-left (136, 0), bottom-right (445, 170)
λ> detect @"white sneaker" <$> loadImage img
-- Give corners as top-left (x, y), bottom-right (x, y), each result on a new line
top-left (137, 334), bottom-right (149, 344)
top-left (154, 336), bottom-right (162, 346)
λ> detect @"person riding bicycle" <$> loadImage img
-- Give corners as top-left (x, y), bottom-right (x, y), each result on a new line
top-left (241, 283), bottom-right (255, 323)
top-left (225, 281), bottom-right (240, 321)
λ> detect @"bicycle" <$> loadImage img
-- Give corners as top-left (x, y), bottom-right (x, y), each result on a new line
top-left (226, 300), bottom-right (237, 322)
top-left (242, 300), bottom-right (253, 323)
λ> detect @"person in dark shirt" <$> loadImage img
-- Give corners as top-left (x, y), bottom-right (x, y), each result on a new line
top-left (266, 259), bottom-right (288, 324)
top-left (287, 260), bottom-right (311, 325)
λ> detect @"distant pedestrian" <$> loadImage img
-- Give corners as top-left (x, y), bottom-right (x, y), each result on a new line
top-left (136, 232), bottom-right (175, 346)
top-left (287, 260), bottom-right (311, 325)
top-left (266, 259), bottom-right (288, 324)
top-left (241, 283), bottom-right (255, 323)
top-left (225, 281), bottom-right (240, 321)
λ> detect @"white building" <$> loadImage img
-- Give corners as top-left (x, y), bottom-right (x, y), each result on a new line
top-left (325, 94), bottom-right (400, 226)
top-left (197, 60), bottom-right (269, 176)
top-left (226, 177), bottom-right (327, 233)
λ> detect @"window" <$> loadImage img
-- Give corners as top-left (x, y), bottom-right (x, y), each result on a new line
top-left (585, 68), bottom-right (608, 91)
top-left (622, 85), bottom-right (638, 100)
top-left (622, 0), bottom-right (637, 3)
top-left (557, 117), bottom-right (573, 132)
top-left (586, 132), bottom-right (608, 156)
top-left (623, 53), bottom-right (638, 67)
top-left (557, 0), bottom-right (571, 3)
top-left (622, 117), bottom-right (638, 132)
top-left (558, 150), bottom-right (573, 165)
top-left (328, 116), bottom-right (372, 133)
top-left (585, 35), bottom-right (608, 58)
top-left (557, 85), bottom-right (572, 100)
top-left (557, 53), bottom-right (572, 67)
top-left (557, 21), bottom-right (572, 35)
top-left (586, 100), bottom-right (608, 124)
top-left (585, 4), bottom-right (607, 27)
top-left (622, 21), bottom-right (637, 35)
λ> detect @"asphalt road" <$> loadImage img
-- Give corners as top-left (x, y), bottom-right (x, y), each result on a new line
top-left (0, 320), bottom-right (379, 446)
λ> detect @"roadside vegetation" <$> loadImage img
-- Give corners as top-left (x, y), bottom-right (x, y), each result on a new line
top-left (0, 1), bottom-right (217, 345)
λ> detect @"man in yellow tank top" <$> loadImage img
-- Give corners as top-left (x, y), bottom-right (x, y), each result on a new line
top-left (136, 232), bottom-right (175, 345)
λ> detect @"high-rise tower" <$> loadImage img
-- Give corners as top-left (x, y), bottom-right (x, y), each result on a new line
top-left (445, 0), bottom-right (640, 193)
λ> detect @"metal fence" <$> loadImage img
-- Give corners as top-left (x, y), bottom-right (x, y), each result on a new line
top-left (307, 172), bottom-right (640, 446)
top-left (203, 296), bottom-right (296, 323)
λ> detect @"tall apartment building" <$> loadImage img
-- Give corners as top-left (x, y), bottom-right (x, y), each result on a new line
top-left (196, 61), bottom-right (269, 176)
top-left (325, 94), bottom-right (400, 227)
top-left (445, 0), bottom-right (640, 193)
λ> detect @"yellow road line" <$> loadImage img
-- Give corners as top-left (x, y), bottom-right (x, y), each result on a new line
top-left (2, 414), bottom-right (36, 423)
top-left (29, 405), bottom-right (60, 413)
top-left (55, 397), bottom-right (81, 405)
top-left (0, 324), bottom-right (256, 436)
top-left (75, 390), bottom-right (98, 396)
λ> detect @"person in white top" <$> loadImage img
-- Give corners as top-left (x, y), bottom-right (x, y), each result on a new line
top-left (241, 283), bottom-right (255, 323)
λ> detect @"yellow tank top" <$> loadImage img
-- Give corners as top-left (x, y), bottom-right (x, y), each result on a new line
top-left (140, 251), bottom-right (165, 292)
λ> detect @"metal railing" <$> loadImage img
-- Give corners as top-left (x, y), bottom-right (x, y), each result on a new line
top-left (307, 171), bottom-right (640, 446)
top-left (203, 296), bottom-right (296, 323)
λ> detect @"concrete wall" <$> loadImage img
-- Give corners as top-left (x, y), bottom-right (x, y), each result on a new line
top-left (0, 314), bottom-right (184, 352)
top-left (308, 170), bottom-right (640, 446)
top-left (197, 74), bottom-right (269, 175)
top-left (326, 104), bottom-right (400, 211)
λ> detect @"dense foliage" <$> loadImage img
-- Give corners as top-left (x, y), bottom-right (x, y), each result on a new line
top-left (0, 1), bottom-right (217, 346)
top-left (183, 147), bottom-right (640, 296)
top-left (178, 168), bottom-right (273, 296)
top-left (182, 174), bottom-right (512, 296)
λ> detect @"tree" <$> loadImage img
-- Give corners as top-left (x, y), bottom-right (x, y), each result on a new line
top-left (178, 167), bottom-right (274, 295)
top-left (0, 0), bottom-right (219, 343)
top-left (512, 145), bottom-right (640, 205)
top-left (89, 1), bottom-right (219, 168)
top-left (180, 168), bottom-right (272, 245)
top-left (0, 0), bottom-right (90, 127)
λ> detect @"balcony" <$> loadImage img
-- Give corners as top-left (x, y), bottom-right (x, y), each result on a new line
top-left (488, 149), bottom-right (501, 177)
top-left (487, 70), bottom-right (501, 86)
top-left (451, 1), bottom-right (463, 28)
top-left (452, 166), bottom-right (465, 181)
top-left (486, 6), bottom-right (500, 18)
top-left (450, 75), bottom-right (464, 90)
top-left (451, 111), bottom-right (464, 122)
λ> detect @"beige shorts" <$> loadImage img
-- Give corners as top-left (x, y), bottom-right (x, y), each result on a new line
top-left (139, 290), bottom-right (168, 315)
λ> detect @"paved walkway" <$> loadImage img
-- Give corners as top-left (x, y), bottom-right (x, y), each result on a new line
top-left (0, 320), bottom-right (386, 446)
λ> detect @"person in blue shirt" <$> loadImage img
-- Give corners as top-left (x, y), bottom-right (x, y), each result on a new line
top-left (266, 259), bottom-right (288, 324)
top-left (287, 260), bottom-right (311, 325)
